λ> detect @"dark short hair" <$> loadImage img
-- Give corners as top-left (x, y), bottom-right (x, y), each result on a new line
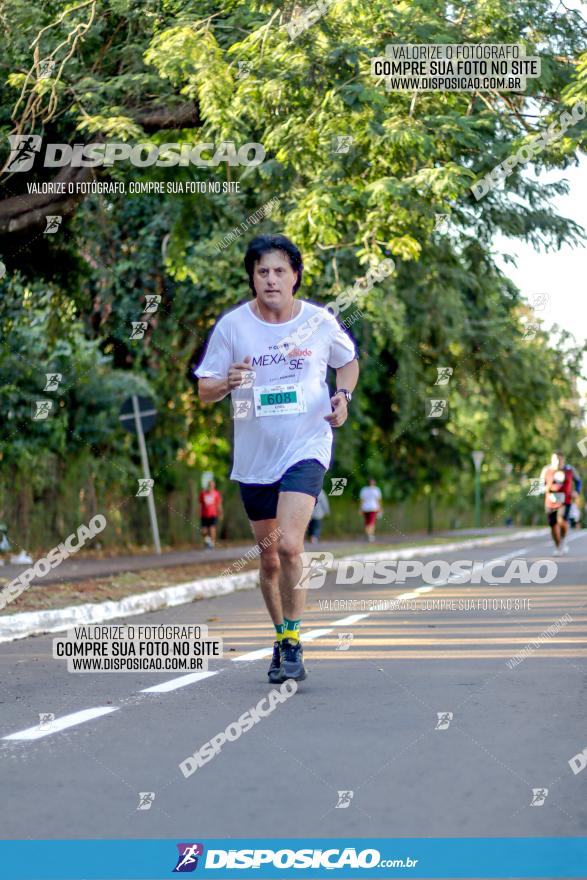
top-left (244, 234), bottom-right (303, 296)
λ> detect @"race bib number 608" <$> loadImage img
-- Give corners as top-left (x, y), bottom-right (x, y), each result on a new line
top-left (253, 383), bottom-right (306, 417)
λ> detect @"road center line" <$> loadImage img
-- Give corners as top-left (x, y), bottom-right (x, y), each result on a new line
top-left (234, 542), bottom-right (548, 662)
top-left (2, 706), bottom-right (119, 741)
top-left (331, 613), bottom-right (370, 626)
top-left (3, 535), bottom-right (564, 741)
top-left (141, 670), bottom-right (219, 693)
top-left (232, 627), bottom-right (334, 663)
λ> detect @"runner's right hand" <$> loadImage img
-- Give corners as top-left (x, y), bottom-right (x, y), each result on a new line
top-left (227, 357), bottom-right (255, 390)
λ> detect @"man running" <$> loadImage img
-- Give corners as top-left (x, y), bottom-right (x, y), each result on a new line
top-left (196, 234), bottom-right (359, 681)
top-left (540, 452), bottom-right (582, 555)
top-left (199, 479), bottom-right (222, 549)
top-left (359, 478), bottom-right (383, 542)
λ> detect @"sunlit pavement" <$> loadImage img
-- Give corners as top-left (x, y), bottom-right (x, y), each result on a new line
top-left (1, 531), bottom-right (586, 839)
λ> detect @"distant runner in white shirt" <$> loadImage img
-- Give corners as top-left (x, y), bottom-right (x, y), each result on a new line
top-left (307, 489), bottom-right (330, 544)
top-left (359, 479), bottom-right (383, 542)
top-left (196, 234), bottom-right (359, 683)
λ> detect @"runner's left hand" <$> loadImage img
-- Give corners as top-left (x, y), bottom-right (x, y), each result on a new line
top-left (325, 394), bottom-right (348, 427)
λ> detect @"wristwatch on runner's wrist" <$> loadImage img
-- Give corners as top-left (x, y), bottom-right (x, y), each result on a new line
top-left (334, 388), bottom-right (352, 403)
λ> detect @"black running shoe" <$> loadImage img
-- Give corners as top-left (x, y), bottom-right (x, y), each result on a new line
top-left (279, 638), bottom-right (307, 682)
top-left (268, 641), bottom-right (283, 683)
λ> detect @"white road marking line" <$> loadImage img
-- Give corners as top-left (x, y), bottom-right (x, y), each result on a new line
top-left (2, 707), bottom-right (119, 741)
top-left (325, 543), bottom-right (545, 629)
top-left (521, 531), bottom-right (585, 554)
top-left (145, 534), bottom-right (577, 682)
top-left (232, 628), bottom-right (334, 663)
top-left (331, 613), bottom-right (370, 626)
top-left (234, 542), bottom-right (551, 664)
top-left (231, 646), bottom-right (274, 662)
top-left (297, 627), bottom-right (333, 640)
top-left (432, 546), bottom-right (532, 589)
top-left (141, 671), bottom-right (219, 693)
top-left (568, 531), bottom-right (587, 541)
top-left (6, 535), bottom-right (561, 742)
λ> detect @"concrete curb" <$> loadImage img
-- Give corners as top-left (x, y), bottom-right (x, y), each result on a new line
top-left (0, 528), bottom-right (548, 643)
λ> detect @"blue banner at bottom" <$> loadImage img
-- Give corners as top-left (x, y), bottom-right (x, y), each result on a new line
top-left (1, 838), bottom-right (586, 879)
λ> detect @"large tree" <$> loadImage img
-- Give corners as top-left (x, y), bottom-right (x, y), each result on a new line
top-left (0, 0), bottom-right (585, 544)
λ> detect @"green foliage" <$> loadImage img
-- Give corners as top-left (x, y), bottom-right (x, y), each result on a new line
top-left (0, 0), bottom-right (585, 547)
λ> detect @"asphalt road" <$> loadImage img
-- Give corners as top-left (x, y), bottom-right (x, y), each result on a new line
top-left (1, 530), bottom-right (586, 842)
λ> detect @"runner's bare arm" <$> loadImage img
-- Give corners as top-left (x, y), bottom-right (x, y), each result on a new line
top-left (198, 358), bottom-right (255, 403)
top-left (198, 377), bottom-right (230, 403)
top-left (325, 358), bottom-right (359, 427)
top-left (335, 358), bottom-right (359, 395)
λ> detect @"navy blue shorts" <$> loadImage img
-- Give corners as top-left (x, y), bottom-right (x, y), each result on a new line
top-left (547, 504), bottom-right (571, 527)
top-left (238, 459), bottom-right (326, 522)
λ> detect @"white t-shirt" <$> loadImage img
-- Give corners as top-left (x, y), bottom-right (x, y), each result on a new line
top-left (195, 300), bottom-right (356, 483)
top-left (360, 485), bottom-right (382, 512)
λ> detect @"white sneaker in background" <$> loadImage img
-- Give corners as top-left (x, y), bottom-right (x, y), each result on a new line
top-left (562, 541), bottom-right (569, 554)
top-left (553, 547), bottom-right (562, 557)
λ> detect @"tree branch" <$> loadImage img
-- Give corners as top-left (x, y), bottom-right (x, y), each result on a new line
top-left (132, 102), bottom-right (200, 132)
top-left (0, 164), bottom-right (93, 235)
top-left (0, 101), bottom-right (200, 236)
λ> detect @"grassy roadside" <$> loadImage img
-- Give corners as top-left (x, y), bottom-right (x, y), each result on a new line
top-left (0, 532), bottom-right (517, 616)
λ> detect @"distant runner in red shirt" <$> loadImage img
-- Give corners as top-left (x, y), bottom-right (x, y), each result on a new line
top-left (540, 452), bottom-right (582, 556)
top-left (199, 480), bottom-right (222, 549)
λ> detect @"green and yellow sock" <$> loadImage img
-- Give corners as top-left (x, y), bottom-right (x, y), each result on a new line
top-left (275, 622), bottom-right (286, 643)
top-left (283, 617), bottom-right (301, 642)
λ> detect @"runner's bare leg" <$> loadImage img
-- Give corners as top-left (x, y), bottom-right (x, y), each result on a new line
top-left (250, 518), bottom-right (283, 626)
top-left (276, 491), bottom-right (317, 620)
